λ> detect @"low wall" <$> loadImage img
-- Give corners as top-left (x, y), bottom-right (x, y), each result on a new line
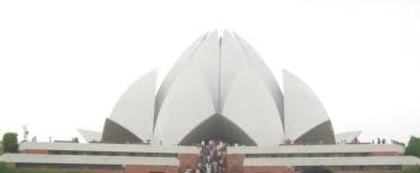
top-left (125, 165), bottom-right (178, 173)
top-left (178, 153), bottom-right (200, 172)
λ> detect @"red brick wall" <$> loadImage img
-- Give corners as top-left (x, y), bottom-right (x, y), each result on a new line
top-left (21, 149), bottom-right (49, 154)
top-left (243, 166), bottom-right (294, 173)
top-left (93, 169), bottom-right (123, 173)
top-left (329, 170), bottom-right (401, 173)
top-left (226, 154), bottom-right (245, 173)
top-left (124, 165), bottom-right (178, 173)
top-left (178, 154), bottom-right (200, 172)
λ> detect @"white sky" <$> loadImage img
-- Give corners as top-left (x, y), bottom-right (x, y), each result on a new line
top-left (0, 0), bottom-right (419, 144)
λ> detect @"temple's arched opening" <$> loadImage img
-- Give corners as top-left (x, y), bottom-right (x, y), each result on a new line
top-left (294, 120), bottom-right (335, 145)
top-left (101, 118), bottom-right (143, 144)
top-left (178, 114), bottom-right (257, 146)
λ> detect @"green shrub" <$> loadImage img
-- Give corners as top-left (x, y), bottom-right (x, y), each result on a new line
top-left (0, 162), bottom-right (7, 172)
top-left (403, 166), bottom-right (420, 173)
top-left (406, 136), bottom-right (420, 157)
top-left (1, 133), bottom-right (18, 153)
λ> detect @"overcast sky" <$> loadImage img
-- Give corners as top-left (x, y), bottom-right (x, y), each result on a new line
top-left (0, 0), bottom-right (419, 143)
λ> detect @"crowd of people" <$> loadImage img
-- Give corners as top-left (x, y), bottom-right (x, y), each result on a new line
top-left (185, 140), bottom-right (228, 173)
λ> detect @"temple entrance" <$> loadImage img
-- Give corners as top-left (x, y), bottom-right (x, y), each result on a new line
top-left (178, 114), bottom-right (257, 146)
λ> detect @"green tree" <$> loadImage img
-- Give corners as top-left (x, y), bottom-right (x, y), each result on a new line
top-left (1, 133), bottom-right (18, 153)
top-left (406, 136), bottom-right (420, 157)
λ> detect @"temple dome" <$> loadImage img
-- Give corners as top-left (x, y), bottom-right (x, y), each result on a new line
top-left (101, 31), bottom-right (335, 146)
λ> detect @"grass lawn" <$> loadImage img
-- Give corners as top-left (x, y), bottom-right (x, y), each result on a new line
top-left (0, 162), bottom-right (92, 173)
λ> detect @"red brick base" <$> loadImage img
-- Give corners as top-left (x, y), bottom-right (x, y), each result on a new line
top-left (21, 149), bottom-right (49, 154)
top-left (243, 166), bottom-right (294, 173)
top-left (93, 169), bottom-right (123, 173)
top-left (178, 154), bottom-right (200, 172)
top-left (226, 154), bottom-right (245, 173)
top-left (125, 165), bottom-right (178, 173)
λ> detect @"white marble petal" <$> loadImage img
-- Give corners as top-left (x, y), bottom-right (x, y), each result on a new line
top-left (153, 65), bottom-right (216, 145)
top-left (223, 65), bottom-right (285, 146)
top-left (283, 70), bottom-right (330, 141)
top-left (109, 69), bottom-right (158, 141)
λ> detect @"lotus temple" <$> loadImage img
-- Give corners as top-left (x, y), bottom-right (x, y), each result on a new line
top-left (1, 31), bottom-right (419, 173)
